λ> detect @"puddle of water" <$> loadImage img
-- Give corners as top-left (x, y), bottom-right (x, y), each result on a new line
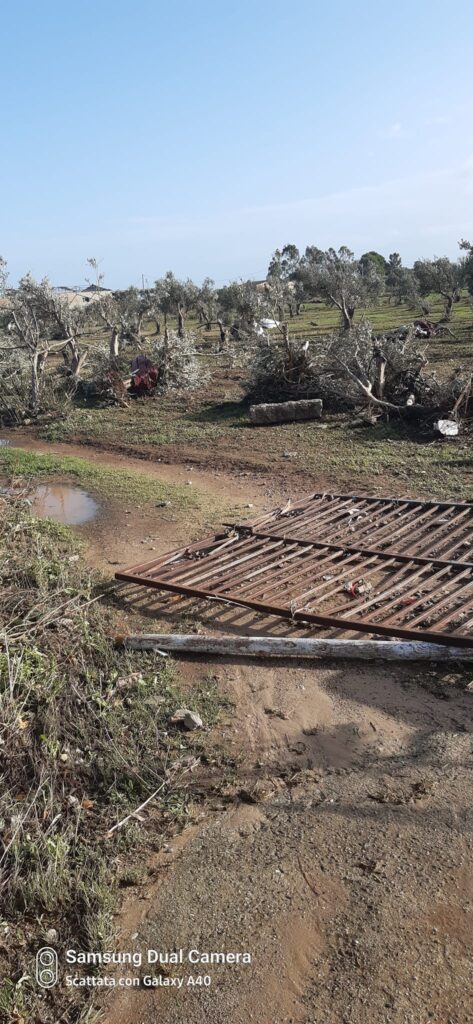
top-left (31, 484), bottom-right (98, 525)
top-left (0, 439), bottom-right (12, 446)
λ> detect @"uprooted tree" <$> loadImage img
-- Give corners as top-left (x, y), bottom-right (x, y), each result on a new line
top-left (246, 319), bottom-right (470, 422)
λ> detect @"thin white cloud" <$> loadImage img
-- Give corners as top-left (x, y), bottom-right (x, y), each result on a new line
top-left (425, 114), bottom-right (451, 127)
top-left (125, 157), bottom-right (473, 270)
top-left (19, 157), bottom-right (472, 285)
top-left (380, 121), bottom-right (403, 139)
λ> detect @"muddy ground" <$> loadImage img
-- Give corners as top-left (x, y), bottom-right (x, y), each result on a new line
top-left (3, 433), bottom-right (473, 1023)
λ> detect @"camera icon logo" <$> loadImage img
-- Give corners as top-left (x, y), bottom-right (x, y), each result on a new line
top-left (36, 947), bottom-right (58, 988)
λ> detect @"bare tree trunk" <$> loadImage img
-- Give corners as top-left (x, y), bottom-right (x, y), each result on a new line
top-left (373, 352), bottom-right (387, 399)
top-left (110, 327), bottom-right (120, 358)
top-left (30, 349), bottom-right (47, 415)
top-left (217, 319), bottom-right (227, 350)
top-left (68, 338), bottom-right (89, 378)
top-left (164, 313), bottom-right (169, 344)
top-left (439, 293), bottom-right (454, 323)
top-left (336, 294), bottom-right (353, 331)
top-left (177, 304), bottom-right (184, 339)
top-left (340, 300), bottom-right (356, 330)
top-left (30, 355), bottom-right (40, 415)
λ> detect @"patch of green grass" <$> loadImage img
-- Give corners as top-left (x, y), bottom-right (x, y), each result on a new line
top-left (33, 401), bottom-right (473, 501)
top-left (0, 444), bottom-right (210, 512)
top-left (42, 396), bottom-right (249, 449)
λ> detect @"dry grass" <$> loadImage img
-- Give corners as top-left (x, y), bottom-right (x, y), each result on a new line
top-left (0, 494), bottom-right (229, 1023)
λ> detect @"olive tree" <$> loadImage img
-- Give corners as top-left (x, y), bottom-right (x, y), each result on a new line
top-left (299, 245), bottom-right (384, 329)
top-left (154, 272), bottom-right (198, 340)
top-left (195, 277), bottom-right (217, 329)
top-left (1, 271), bottom-right (88, 415)
top-left (384, 253), bottom-right (419, 307)
top-left (94, 286), bottom-right (157, 356)
top-left (413, 256), bottom-right (465, 322)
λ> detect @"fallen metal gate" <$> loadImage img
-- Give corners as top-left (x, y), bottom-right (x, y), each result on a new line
top-left (116, 492), bottom-right (473, 646)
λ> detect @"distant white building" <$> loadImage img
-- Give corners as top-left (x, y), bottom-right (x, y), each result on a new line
top-left (54, 284), bottom-right (113, 308)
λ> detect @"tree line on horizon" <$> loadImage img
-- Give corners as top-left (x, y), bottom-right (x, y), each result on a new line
top-left (1, 237), bottom-right (473, 419)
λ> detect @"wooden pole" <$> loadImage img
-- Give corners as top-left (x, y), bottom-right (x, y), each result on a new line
top-left (120, 633), bottom-right (473, 662)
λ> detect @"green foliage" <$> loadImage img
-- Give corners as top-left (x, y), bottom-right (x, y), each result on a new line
top-left (413, 256), bottom-right (465, 320)
top-left (154, 271), bottom-right (198, 319)
top-left (359, 251), bottom-right (387, 277)
top-left (299, 245), bottom-right (384, 328)
top-left (0, 446), bottom-right (202, 510)
top-left (267, 243), bottom-right (301, 281)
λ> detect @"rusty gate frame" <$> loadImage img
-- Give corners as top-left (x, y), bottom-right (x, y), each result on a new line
top-left (116, 492), bottom-right (473, 647)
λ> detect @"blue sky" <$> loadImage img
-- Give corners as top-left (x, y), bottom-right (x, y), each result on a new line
top-left (1, 0), bottom-right (473, 286)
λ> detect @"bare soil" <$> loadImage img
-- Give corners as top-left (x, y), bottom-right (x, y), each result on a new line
top-left (103, 652), bottom-right (473, 1024)
top-left (7, 435), bottom-right (473, 1023)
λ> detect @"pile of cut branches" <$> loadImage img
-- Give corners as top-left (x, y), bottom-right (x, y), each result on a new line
top-left (151, 329), bottom-right (203, 391)
top-left (246, 334), bottom-right (322, 403)
top-left (246, 321), bottom-right (472, 422)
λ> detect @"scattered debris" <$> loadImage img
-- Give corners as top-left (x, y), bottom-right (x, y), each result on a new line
top-left (434, 419), bottom-right (459, 437)
top-left (343, 578), bottom-right (373, 598)
top-left (129, 354), bottom-right (159, 396)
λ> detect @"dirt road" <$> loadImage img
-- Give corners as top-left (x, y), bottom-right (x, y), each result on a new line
top-left (6, 436), bottom-right (473, 1023)
top-left (104, 654), bottom-right (473, 1024)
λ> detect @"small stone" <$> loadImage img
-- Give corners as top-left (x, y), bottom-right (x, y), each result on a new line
top-left (157, 500), bottom-right (171, 507)
top-left (44, 928), bottom-right (58, 944)
top-left (169, 708), bottom-right (203, 731)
